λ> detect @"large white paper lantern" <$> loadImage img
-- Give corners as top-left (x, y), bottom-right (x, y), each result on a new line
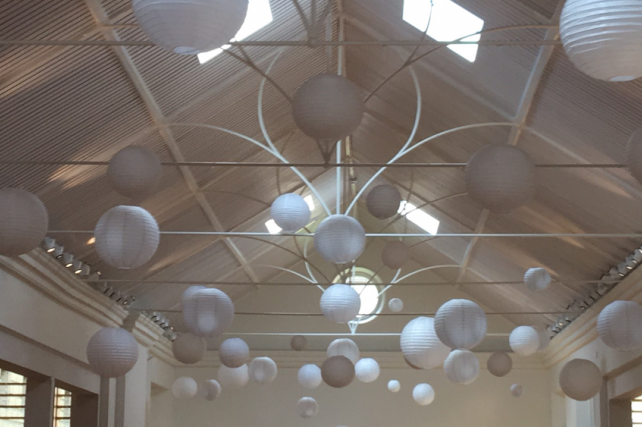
top-left (296, 397), bottom-right (319, 419)
top-left (107, 146), bottom-right (162, 198)
top-left (387, 380), bottom-right (401, 393)
top-left (413, 384), bottom-right (435, 406)
top-left (322, 356), bottom-right (355, 388)
top-left (198, 380), bottom-right (221, 401)
top-left (249, 357), bottom-right (278, 384)
top-left (487, 352), bottom-right (513, 377)
top-left (94, 205), bottom-right (160, 269)
top-left (0, 188), bottom-right (48, 257)
top-left (382, 241), bottom-right (411, 270)
top-left (172, 377), bottom-right (197, 399)
top-left (271, 194), bottom-right (311, 232)
top-left (400, 317), bottom-right (451, 369)
top-left (218, 338), bottom-right (249, 368)
top-left (511, 384), bottom-right (523, 398)
top-left (560, 0), bottom-right (642, 82)
top-left (292, 74), bottom-right (364, 141)
top-left (298, 364), bottom-right (322, 389)
top-left (320, 285), bottom-right (361, 324)
top-left (172, 333), bottom-right (205, 364)
top-left (355, 358), bottom-right (380, 383)
top-left (218, 364), bottom-right (249, 389)
top-left (86, 328), bottom-right (139, 378)
top-left (597, 300), bottom-right (642, 351)
top-left (559, 359), bottom-right (603, 401)
top-left (388, 298), bottom-right (404, 313)
top-left (465, 145), bottom-right (536, 213)
top-left (291, 335), bottom-right (308, 351)
top-left (524, 267), bottom-right (551, 292)
top-left (182, 286), bottom-right (234, 337)
top-left (327, 338), bottom-right (360, 364)
top-left (314, 215), bottom-right (366, 264)
top-left (366, 185), bottom-right (402, 219)
top-left (509, 326), bottom-right (540, 356)
top-left (133, 0), bottom-right (249, 55)
top-left (434, 299), bottom-right (487, 350)
top-left (444, 349), bottom-right (480, 385)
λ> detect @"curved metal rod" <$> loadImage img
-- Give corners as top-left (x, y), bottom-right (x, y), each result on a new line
top-left (376, 264), bottom-right (463, 295)
top-left (379, 192), bottom-right (468, 234)
top-left (223, 49), bottom-right (292, 102)
top-left (200, 190), bottom-right (270, 207)
top-left (302, 235), bottom-right (321, 286)
top-left (378, 269), bottom-right (402, 297)
top-left (254, 265), bottom-right (326, 293)
top-left (166, 123), bottom-right (274, 153)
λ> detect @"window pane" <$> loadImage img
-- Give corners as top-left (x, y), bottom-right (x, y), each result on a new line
top-left (53, 388), bottom-right (71, 427)
top-left (632, 401), bottom-right (642, 411)
top-left (0, 369), bottom-right (26, 427)
top-left (632, 412), bottom-right (642, 423)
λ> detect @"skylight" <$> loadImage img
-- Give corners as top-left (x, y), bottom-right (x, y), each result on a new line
top-left (398, 201), bottom-right (440, 235)
top-left (198, 0), bottom-right (274, 64)
top-left (402, 0), bottom-right (484, 62)
top-left (265, 196), bottom-right (315, 234)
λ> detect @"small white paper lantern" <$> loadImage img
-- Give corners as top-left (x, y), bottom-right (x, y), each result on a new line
top-left (444, 349), bottom-right (480, 385)
top-left (218, 338), bottom-right (249, 368)
top-left (94, 205), bottom-right (160, 269)
top-left (597, 300), bottom-right (642, 351)
top-left (0, 188), bottom-right (48, 257)
top-left (322, 356), bottom-right (355, 388)
top-left (291, 335), bottom-right (308, 351)
top-left (387, 380), bottom-right (401, 393)
top-left (182, 286), bottom-right (234, 337)
top-left (382, 241), bottom-right (411, 270)
top-left (172, 377), bottom-right (197, 399)
top-left (388, 298), bottom-right (404, 313)
top-left (107, 146), bottom-right (162, 198)
top-left (355, 358), bottom-right (380, 383)
top-left (524, 267), bottom-right (551, 292)
top-left (434, 299), bottom-right (487, 350)
top-left (320, 285), bottom-right (361, 324)
top-left (400, 317), bottom-right (451, 369)
top-left (133, 0), bottom-right (249, 55)
top-left (86, 328), bottom-right (139, 378)
top-left (628, 129), bottom-right (642, 184)
top-left (509, 326), bottom-right (540, 356)
top-left (218, 364), bottom-right (249, 389)
top-left (559, 359), bottom-right (603, 401)
top-left (198, 380), bottom-right (221, 401)
top-left (487, 352), bottom-right (513, 377)
top-left (296, 397), bottom-right (319, 419)
top-left (271, 194), bottom-right (311, 232)
top-left (298, 364), bottom-right (322, 389)
top-left (511, 384), bottom-right (523, 398)
top-left (249, 357), bottom-right (278, 384)
top-left (413, 383), bottom-right (435, 406)
top-left (465, 145), bottom-right (536, 213)
top-left (327, 338), bottom-right (360, 364)
top-left (366, 185), bottom-right (402, 220)
top-left (292, 74), bottom-right (364, 141)
top-left (172, 333), bottom-right (205, 364)
top-left (314, 215), bottom-right (366, 264)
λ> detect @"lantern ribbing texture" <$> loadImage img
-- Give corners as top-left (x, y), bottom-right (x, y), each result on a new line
top-left (327, 338), bottom-right (360, 364)
top-left (511, 384), bottom-right (523, 398)
top-left (627, 129), bottom-right (642, 184)
top-left (444, 349), bottom-right (480, 385)
top-left (86, 328), bottom-right (139, 378)
top-left (0, 188), bottom-right (48, 257)
top-left (107, 146), bottom-right (162, 198)
top-left (291, 335), bottom-right (308, 351)
top-left (388, 298), bottom-right (404, 313)
top-left (314, 215), bottom-right (366, 264)
top-left (271, 194), bottom-right (311, 231)
top-left (413, 384), bottom-right (435, 405)
top-left (382, 241), bottom-right (411, 270)
top-left (296, 397), bottom-right (319, 419)
top-left (218, 338), bottom-right (249, 368)
top-left (559, 359), bottom-right (602, 401)
top-left (597, 301), bottom-right (642, 351)
top-left (172, 377), bottom-right (197, 399)
top-left (355, 358), bottom-right (380, 383)
top-left (172, 333), bottom-right (205, 364)
top-left (249, 357), bottom-right (278, 384)
top-left (434, 299), bottom-right (487, 350)
top-left (387, 380), bottom-right (401, 392)
top-left (182, 286), bottom-right (234, 337)
top-left (487, 352), bottom-right (513, 377)
top-left (400, 317), bottom-right (450, 369)
top-left (509, 326), bottom-right (540, 356)
top-left (524, 267), bottom-right (551, 292)
top-left (321, 356), bottom-right (355, 388)
top-left (320, 285), bottom-right (361, 324)
top-left (366, 185), bottom-right (402, 219)
top-left (198, 380), bottom-right (221, 401)
top-left (298, 364), bottom-right (322, 389)
top-left (218, 364), bottom-right (249, 389)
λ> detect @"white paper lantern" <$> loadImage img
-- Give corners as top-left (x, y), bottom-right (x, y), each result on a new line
top-left (524, 267), bottom-right (551, 292)
top-left (198, 380), bottom-right (221, 401)
top-left (172, 377), bottom-right (197, 399)
top-left (182, 286), bottom-right (234, 337)
top-left (559, 359), bottom-right (603, 401)
top-left (107, 146), bottom-right (162, 198)
top-left (400, 317), bottom-right (451, 369)
top-left (249, 357), bottom-right (278, 384)
top-left (291, 335), bottom-right (308, 351)
top-left (172, 333), bottom-right (205, 364)
top-left (292, 74), bottom-right (364, 141)
top-left (86, 328), bottom-right (139, 378)
top-left (218, 364), bottom-right (249, 389)
top-left (271, 194), bottom-right (311, 232)
top-left (298, 364), bottom-right (322, 389)
top-left (320, 285), bottom-right (361, 324)
top-left (382, 241), bottom-right (411, 270)
top-left (327, 338), bottom-right (360, 364)
top-left (321, 356), bottom-right (355, 388)
top-left (487, 352), bottom-right (513, 377)
top-left (434, 299), bottom-right (487, 350)
top-left (628, 129), bottom-right (642, 184)
top-left (413, 383), bottom-right (435, 406)
top-left (597, 300), bottom-right (642, 351)
top-left (133, 0), bottom-right (249, 55)
top-left (511, 384), bottom-right (523, 398)
top-left (366, 185), bottom-right (402, 220)
top-left (296, 397), bottom-right (319, 419)
top-left (218, 338), bottom-right (249, 368)
top-left (355, 358), bottom-right (380, 383)
top-left (387, 380), bottom-right (401, 393)
top-left (314, 215), bottom-right (366, 264)
top-left (388, 298), bottom-right (404, 313)
top-left (0, 188), bottom-right (48, 257)
top-left (509, 326), bottom-right (540, 357)
top-left (465, 145), bottom-right (536, 213)
top-left (444, 349), bottom-right (480, 385)
top-left (94, 205), bottom-right (160, 269)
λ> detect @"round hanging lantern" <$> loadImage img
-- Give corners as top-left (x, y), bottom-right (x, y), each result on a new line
top-left (218, 338), bottom-right (249, 368)
top-left (0, 188), bottom-right (48, 257)
top-left (182, 286), bottom-right (234, 337)
top-left (444, 349), bottom-right (480, 385)
top-left (597, 300), bottom-right (642, 351)
top-left (400, 317), bottom-right (451, 369)
top-left (172, 333), bottom-right (205, 365)
top-left (412, 384), bottom-right (435, 406)
top-left (511, 384), bottom-right (523, 398)
top-left (387, 380), bottom-right (401, 393)
top-left (107, 146), bottom-right (162, 198)
top-left (355, 358), bottom-right (380, 383)
top-left (292, 74), bottom-right (364, 141)
top-left (524, 267), bottom-right (551, 292)
top-left (321, 356), bottom-right (355, 388)
top-left (628, 129), bottom-right (642, 184)
top-left (560, 0), bottom-right (642, 82)
top-left (509, 326), bottom-right (540, 356)
top-left (249, 357), bottom-right (278, 384)
top-left (132, 0), bottom-right (249, 55)
top-left (464, 145), bottom-right (536, 213)
top-left (327, 338), bottom-right (360, 364)
top-left (382, 241), bottom-right (411, 270)
top-left (298, 364), bottom-right (322, 390)
top-left (314, 215), bottom-right (366, 264)
top-left (366, 185), bottom-right (402, 220)
top-left (198, 380), bottom-right (221, 401)
top-left (271, 194), bottom-right (311, 232)
top-left (296, 397), bottom-right (319, 419)
top-left (388, 298), bottom-right (404, 313)
top-left (291, 335), bottom-right (308, 351)
top-left (86, 328), bottom-right (139, 378)
top-left (559, 359), bottom-right (603, 401)
top-left (487, 352), bottom-right (513, 377)
top-left (320, 284), bottom-right (361, 324)
top-left (434, 299), bottom-right (487, 350)
top-left (218, 364), bottom-right (249, 389)
top-left (94, 205), bottom-right (160, 269)
top-left (171, 377), bottom-right (197, 399)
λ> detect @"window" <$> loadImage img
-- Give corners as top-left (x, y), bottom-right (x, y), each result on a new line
top-left (265, 196), bottom-right (315, 234)
top-left (0, 370), bottom-right (26, 427)
top-left (53, 388), bottom-right (71, 427)
top-left (334, 267), bottom-right (384, 324)
top-left (403, 0), bottom-right (484, 62)
top-left (398, 200), bottom-right (440, 235)
top-left (633, 395), bottom-right (642, 426)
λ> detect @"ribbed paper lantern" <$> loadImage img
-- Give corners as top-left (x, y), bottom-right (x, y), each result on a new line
top-left (218, 338), bottom-right (249, 368)
top-left (444, 349), bottom-right (480, 385)
top-left (314, 215), bottom-right (366, 264)
top-left (182, 286), bottom-right (234, 337)
top-left (0, 188), bottom-right (48, 257)
top-left (107, 146), bottom-right (162, 198)
top-left (628, 129), bottom-right (642, 184)
top-left (298, 364), bottom-right (322, 389)
top-left (291, 335), bottom-right (308, 351)
top-left (511, 384), bottom-right (523, 398)
top-left (327, 338), bottom-right (360, 364)
top-left (487, 352), bottom-right (513, 377)
top-left (400, 317), bottom-right (451, 369)
top-left (292, 74), bottom-right (364, 141)
top-left (366, 185), bottom-right (402, 220)
top-left (249, 357), bottom-right (278, 384)
top-left (86, 328), bottom-right (139, 378)
top-left (172, 377), bottom-right (197, 399)
top-left (559, 359), bottom-right (603, 401)
top-left (509, 326), bottom-right (540, 356)
top-left (172, 333), bottom-right (205, 364)
top-left (382, 241), bottom-right (411, 270)
top-left (355, 358), bottom-right (380, 383)
top-left (271, 194), bottom-right (311, 232)
top-left (132, 0), bottom-right (249, 55)
top-left (434, 299), bottom-right (487, 350)
top-left (465, 145), bottom-right (536, 213)
top-left (322, 356), bottom-right (355, 388)
top-left (296, 397), bottom-right (319, 419)
top-left (524, 267), bottom-right (551, 292)
top-left (94, 205), bottom-right (160, 269)
top-left (597, 301), bottom-right (642, 351)
top-left (387, 380), bottom-right (401, 393)
top-left (388, 298), bottom-right (404, 313)
top-left (218, 364), bottom-right (249, 389)
top-left (320, 285), bottom-right (361, 324)
top-left (413, 384), bottom-right (435, 406)
top-left (198, 380), bottom-right (221, 401)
